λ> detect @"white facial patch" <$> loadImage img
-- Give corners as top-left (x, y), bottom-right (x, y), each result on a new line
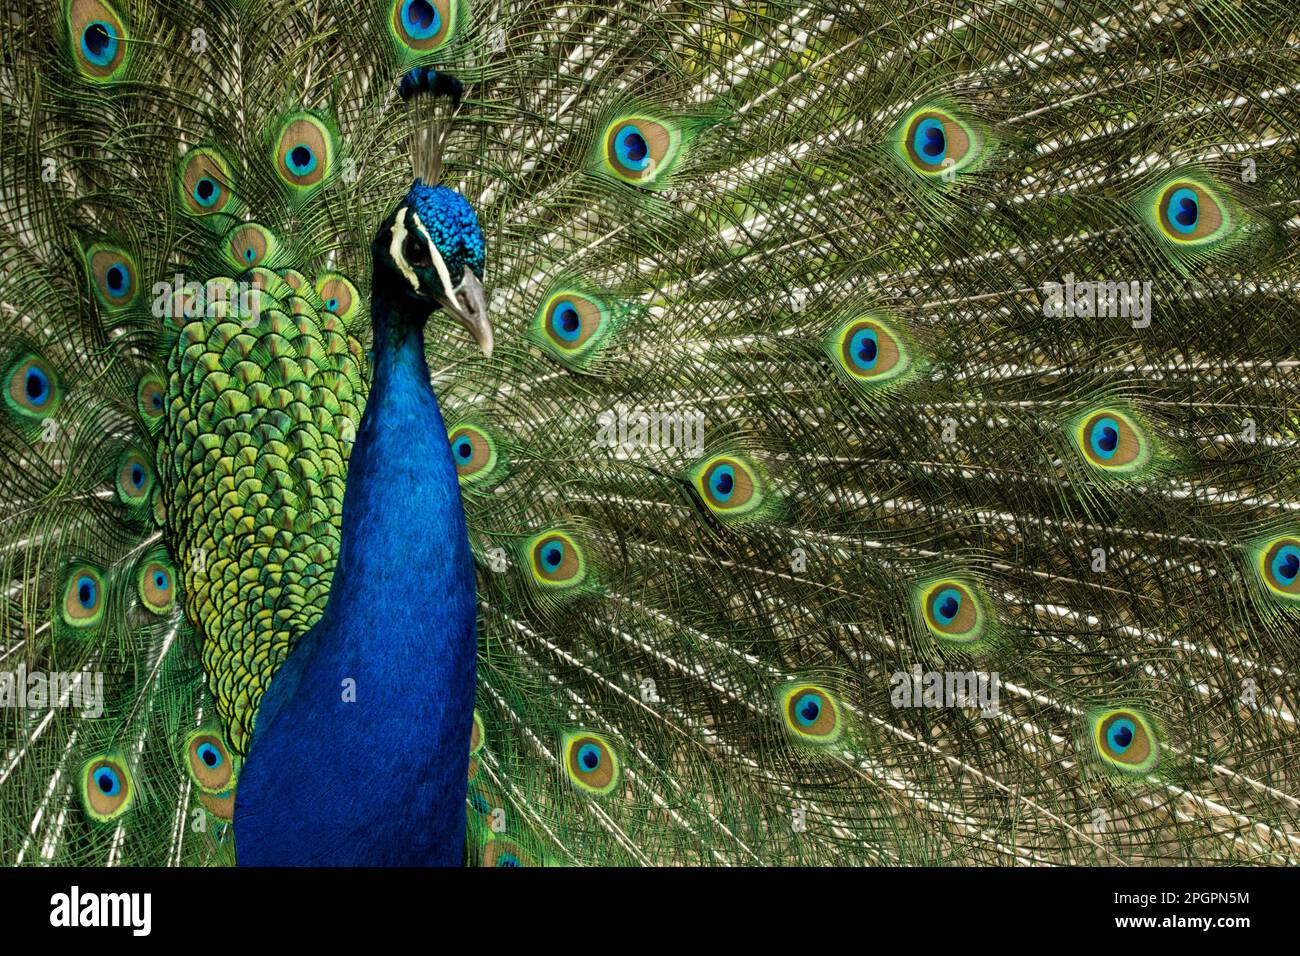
top-left (388, 205), bottom-right (421, 293)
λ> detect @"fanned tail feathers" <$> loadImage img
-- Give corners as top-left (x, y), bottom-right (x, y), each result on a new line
top-left (2, 0), bottom-right (1299, 865)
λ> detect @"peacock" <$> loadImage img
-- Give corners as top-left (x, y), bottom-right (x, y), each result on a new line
top-left (1, 0), bottom-right (1298, 867)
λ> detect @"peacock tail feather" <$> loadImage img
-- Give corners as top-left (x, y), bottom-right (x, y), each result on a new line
top-left (2, 0), bottom-right (1299, 866)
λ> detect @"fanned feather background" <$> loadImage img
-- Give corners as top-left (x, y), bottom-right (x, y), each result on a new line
top-left (1, 0), bottom-right (1298, 865)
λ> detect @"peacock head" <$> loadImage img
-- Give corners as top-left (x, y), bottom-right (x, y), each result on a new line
top-left (372, 179), bottom-right (491, 357)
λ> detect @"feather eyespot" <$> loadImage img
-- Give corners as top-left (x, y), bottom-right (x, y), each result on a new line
top-left (483, 839), bottom-right (534, 867)
top-left (1092, 708), bottom-right (1160, 774)
top-left (136, 556), bottom-right (176, 614)
top-left (899, 107), bottom-right (980, 177)
top-left (136, 371), bottom-right (165, 430)
top-left (916, 578), bottom-right (988, 644)
top-left (274, 113), bottom-right (333, 190)
top-left (184, 729), bottom-right (238, 794)
top-left (1073, 407), bottom-right (1153, 476)
top-left (1256, 535), bottom-right (1300, 602)
top-left (62, 566), bottom-right (105, 628)
top-left (5, 355), bottom-right (61, 421)
top-left (115, 449), bottom-right (153, 505)
top-left (448, 424), bottom-right (499, 483)
top-left (178, 148), bottom-right (233, 215)
top-left (690, 454), bottom-right (766, 517)
top-left (563, 732), bottom-right (619, 795)
top-left (391, 0), bottom-right (456, 54)
top-left (314, 273), bottom-right (360, 325)
top-left (225, 223), bottom-right (277, 271)
top-left (526, 531), bottom-right (587, 588)
top-left (603, 116), bottom-right (680, 185)
top-left (88, 246), bottom-right (138, 309)
top-left (779, 683), bottom-right (844, 744)
top-left (533, 289), bottom-right (616, 363)
top-left (67, 0), bottom-right (129, 82)
top-left (81, 755), bottom-right (134, 821)
top-left (830, 317), bottom-right (912, 387)
top-left (1155, 179), bottom-right (1229, 245)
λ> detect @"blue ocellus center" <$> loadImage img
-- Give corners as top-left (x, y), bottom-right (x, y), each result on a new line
top-left (83, 23), bottom-right (112, 59)
top-left (578, 744), bottom-right (601, 770)
top-left (923, 127), bottom-right (944, 157)
top-left (1168, 188), bottom-right (1199, 233)
top-left (1108, 719), bottom-right (1136, 752)
top-left (623, 131), bottom-right (647, 162)
top-left (407, 0), bottom-right (437, 32)
top-left (25, 369), bottom-right (46, 402)
top-left (932, 587), bottom-right (963, 623)
top-left (1272, 547), bottom-right (1300, 583)
top-left (288, 145), bottom-right (315, 175)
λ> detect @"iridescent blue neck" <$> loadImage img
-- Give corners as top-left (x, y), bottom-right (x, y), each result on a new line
top-left (235, 289), bottom-right (478, 866)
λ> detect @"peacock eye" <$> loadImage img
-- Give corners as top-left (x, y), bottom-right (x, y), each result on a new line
top-left (1156, 180), bottom-right (1226, 243)
top-left (448, 424), bottom-right (501, 485)
top-left (779, 683), bottom-right (844, 744)
top-left (184, 730), bottom-right (238, 794)
top-left (1092, 708), bottom-right (1160, 773)
top-left (563, 732), bottom-right (620, 794)
top-left (88, 246), bottom-right (139, 308)
top-left (526, 531), bottom-right (587, 588)
top-left (69, 0), bottom-right (129, 82)
top-left (403, 231), bottom-right (432, 268)
top-left (178, 148), bottom-right (233, 216)
top-left (392, 0), bottom-right (456, 54)
top-left (831, 316), bottom-right (912, 388)
top-left (1256, 535), bottom-right (1300, 601)
top-left (6, 354), bottom-right (61, 421)
top-left (62, 566), bottom-right (105, 628)
top-left (274, 113), bottom-right (333, 191)
top-left (602, 115), bottom-right (680, 184)
top-left (136, 556), bottom-right (177, 614)
top-left (81, 756), bottom-right (134, 822)
top-left (534, 289), bottom-right (616, 364)
top-left (1073, 406), bottom-right (1153, 476)
top-left (916, 578), bottom-right (989, 644)
top-left (899, 108), bottom-right (980, 176)
top-left (691, 454), bottom-right (765, 517)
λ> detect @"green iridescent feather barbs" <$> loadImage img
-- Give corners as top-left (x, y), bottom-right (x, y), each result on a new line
top-left (1, 0), bottom-right (1299, 867)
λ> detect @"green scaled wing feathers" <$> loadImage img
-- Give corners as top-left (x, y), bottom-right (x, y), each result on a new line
top-left (161, 271), bottom-right (368, 753)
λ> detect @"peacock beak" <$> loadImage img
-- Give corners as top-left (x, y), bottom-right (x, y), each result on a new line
top-left (440, 267), bottom-right (492, 359)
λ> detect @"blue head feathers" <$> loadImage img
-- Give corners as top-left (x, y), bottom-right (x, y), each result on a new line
top-left (404, 180), bottom-right (485, 281)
